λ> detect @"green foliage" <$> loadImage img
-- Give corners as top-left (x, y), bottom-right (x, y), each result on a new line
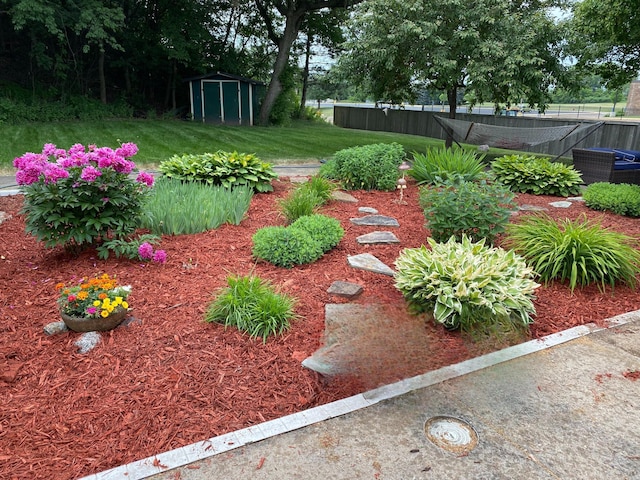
top-left (490, 154), bottom-right (583, 197)
top-left (140, 178), bottom-right (253, 235)
top-left (290, 214), bottom-right (345, 252)
top-left (269, 65), bottom-right (301, 126)
top-left (583, 182), bottom-right (640, 217)
top-left (327, 142), bottom-right (405, 191)
top-left (159, 151), bottom-right (277, 192)
top-left (408, 147), bottom-right (486, 185)
top-left (252, 226), bottom-right (324, 268)
top-left (394, 236), bottom-right (539, 332)
top-left (505, 214), bottom-right (640, 292)
top-left (278, 188), bottom-right (324, 224)
top-left (419, 178), bottom-right (516, 244)
top-left (205, 275), bottom-right (297, 342)
top-left (96, 234), bottom-right (161, 261)
top-left (299, 175), bottom-right (337, 203)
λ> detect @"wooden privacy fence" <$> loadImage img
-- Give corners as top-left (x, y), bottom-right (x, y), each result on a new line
top-left (333, 107), bottom-right (640, 157)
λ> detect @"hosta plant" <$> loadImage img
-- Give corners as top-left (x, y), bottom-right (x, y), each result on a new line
top-left (419, 177), bottom-right (516, 244)
top-left (205, 275), bottom-right (297, 342)
top-left (14, 142), bottom-right (153, 252)
top-left (583, 182), bottom-right (640, 217)
top-left (159, 150), bottom-right (277, 192)
top-left (505, 214), bottom-right (640, 292)
top-left (394, 236), bottom-right (539, 333)
top-left (490, 154), bottom-right (582, 196)
top-left (409, 147), bottom-right (487, 185)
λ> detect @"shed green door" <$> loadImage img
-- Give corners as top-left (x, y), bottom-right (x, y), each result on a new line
top-left (203, 81), bottom-right (222, 123)
top-left (221, 81), bottom-right (240, 124)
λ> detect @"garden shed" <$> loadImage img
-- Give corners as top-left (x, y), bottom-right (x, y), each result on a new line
top-left (186, 72), bottom-right (265, 125)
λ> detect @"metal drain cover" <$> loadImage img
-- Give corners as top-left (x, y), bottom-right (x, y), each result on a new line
top-left (424, 416), bottom-right (478, 454)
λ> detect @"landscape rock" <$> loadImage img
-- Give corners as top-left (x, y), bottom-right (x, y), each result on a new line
top-left (75, 332), bottom-right (101, 354)
top-left (356, 231), bottom-right (400, 245)
top-left (0, 211), bottom-right (11, 226)
top-left (327, 281), bottom-right (363, 299)
top-left (549, 201), bottom-right (573, 208)
top-left (358, 206), bottom-right (378, 215)
top-left (43, 321), bottom-right (69, 336)
top-left (519, 204), bottom-right (548, 212)
top-left (331, 191), bottom-right (359, 203)
top-left (350, 215), bottom-right (399, 227)
top-left (347, 253), bottom-right (395, 276)
top-left (567, 196), bottom-right (584, 202)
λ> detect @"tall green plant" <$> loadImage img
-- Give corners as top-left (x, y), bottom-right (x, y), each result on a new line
top-left (408, 147), bottom-right (486, 185)
top-left (141, 178), bottom-right (253, 235)
top-left (420, 177), bottom-right (516, 244)
top-left (505, 214), bottom-right (640, 292)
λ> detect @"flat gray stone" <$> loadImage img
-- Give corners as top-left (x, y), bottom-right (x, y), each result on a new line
top-left (358, 207), bottom-right (378, 215)
top-left (43, 321), bottom-right (69, 336)
top-left (327, 281), bottom-right (363, 299)
top-left (75, 331), bottom-right (101, 354)
top-left (0, 211), bottom-right (11, 226)
top-left (549, 201), bottom-right (573, 208)
top-left (356, 231), bottom-right (400, 245)
top-left (350, 215), bottom-right (399, 227)
top-left (519, 204), bottom-right (548, 211)
top-left (567, 196), bottom-right (584, 202)
top-left (347, 253), bottom-right (395, 276)
top-left (331, 191), bottom-right (358, 203)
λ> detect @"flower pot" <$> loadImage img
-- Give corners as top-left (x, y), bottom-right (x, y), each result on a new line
top-left (60, 307), bottom-right (128, 332)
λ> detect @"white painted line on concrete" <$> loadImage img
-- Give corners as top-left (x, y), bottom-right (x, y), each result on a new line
top-left (80, 310), bottom-right (640, 480)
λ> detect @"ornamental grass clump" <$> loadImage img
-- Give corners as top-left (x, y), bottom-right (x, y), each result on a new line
top-left (205, 275), bottom-right (297, 342)
top-left (394, 236), bottom-right (539, 334)
top-left (56, 273), bottom-right (131, 319)
top-left (490, 154), bottom-right (582, 196)
top-left (505, 214), bottom-right (640, 292)
top-left (408, 147), bottom-right (487, 185)
top-left (14, 142), bottom-right (153, 252)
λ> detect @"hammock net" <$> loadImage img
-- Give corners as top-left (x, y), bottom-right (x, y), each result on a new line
top-left (435, 116), bottom-right (601, 150)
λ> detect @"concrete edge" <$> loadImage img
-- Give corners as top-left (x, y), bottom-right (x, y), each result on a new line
top-left (79, 309), bottom-right (640, 480)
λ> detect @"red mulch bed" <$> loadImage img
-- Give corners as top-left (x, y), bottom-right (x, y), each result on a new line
top-left (1, 179), bottom-right (639, 479)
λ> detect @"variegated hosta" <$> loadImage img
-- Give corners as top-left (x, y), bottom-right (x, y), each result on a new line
top-left (394, 236), bottom-right (540, 332)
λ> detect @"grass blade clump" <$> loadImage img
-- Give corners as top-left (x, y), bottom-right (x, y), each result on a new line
top-left (205, 275), bottom-right (297, 342)
top-left (141, 177), bottom-right (253, 235)
top-left (408, 147), bottom-right (486, 185)
top-left (505, 213), bottom-right (640, 292)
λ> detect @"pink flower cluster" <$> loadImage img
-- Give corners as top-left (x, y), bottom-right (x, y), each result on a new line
top-left (138, 242), bottom-right (167, 264)
top-left (13, 142), bottom-right (154, 187)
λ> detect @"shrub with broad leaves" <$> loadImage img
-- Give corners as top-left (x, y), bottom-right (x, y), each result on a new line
top-left (14, 142), bottom-right (153, 252)
top-left (394, 236), bottom-right (539, 333)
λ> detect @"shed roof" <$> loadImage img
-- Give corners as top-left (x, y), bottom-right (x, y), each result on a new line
top-left (183, 71), bottom-right (265, 85)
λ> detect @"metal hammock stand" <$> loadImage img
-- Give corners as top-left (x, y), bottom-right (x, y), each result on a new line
top-left (433, 116), bottom-right (605, 160)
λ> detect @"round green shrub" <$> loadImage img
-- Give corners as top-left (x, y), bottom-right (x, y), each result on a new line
top-left (583, 182), bottom-right (640, 217)
top-left (290, 214), bottom-right (345, 252)
top-left (252, 226), bottom-right (324, 268)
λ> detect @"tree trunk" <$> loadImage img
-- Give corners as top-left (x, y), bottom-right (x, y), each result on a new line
top-left (259, 13), bottom-right (304, 125)
top-left (99, 45), bottom-right (107, 104)
top-left (299, 33), bottom-right (312, 116)
top-left (445, 86), bottom-right (458, 148)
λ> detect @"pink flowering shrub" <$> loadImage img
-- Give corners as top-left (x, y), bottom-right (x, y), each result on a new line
top-left (14, 142), bottom-right (154, 251)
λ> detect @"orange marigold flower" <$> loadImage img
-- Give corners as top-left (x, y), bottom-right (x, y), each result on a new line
top-left (77, 291), bottom-right (88, 300)
top-left (55, 283), bottom-right (65, 290)
top-left (98, 293), bottom-right (107, 299)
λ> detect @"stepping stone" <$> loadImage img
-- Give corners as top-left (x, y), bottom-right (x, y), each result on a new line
top-left (327, 281), bottom-right (363, 299)
top-left (332, 191), bottom-right (358, 203)
top-left (549, 201), bottom-right (572, 208)
top-left (567, 196), bottom-right (584, 202)
top-left (356, 231), bottom-right (400, 245)
top-left (43, 321), bottom-right (69, 336)
top-left (519, 204), bottom-right (548, 212)
top-left (75, 332), bottom-right (101, 354)
top-left (289, 176), bottom-right (310, 184)
top-left (350, 215), bottom-right (399, 227)
top-left (358, 206), bottom-right (378, 214)
top-left (0, 211), bottom-right (10, 226)
top-left (347, 253), bottom-right (395, 276)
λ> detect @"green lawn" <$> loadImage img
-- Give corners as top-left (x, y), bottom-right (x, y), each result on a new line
top-left (2, 119), bottom-right (444, 171)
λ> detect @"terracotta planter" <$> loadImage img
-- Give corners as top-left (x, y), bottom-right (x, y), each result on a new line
top-left (60, 307), bottom-right (128, 332)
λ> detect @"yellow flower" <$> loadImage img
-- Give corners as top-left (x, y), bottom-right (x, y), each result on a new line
top-left (122, 301), bottom-right (129, 309)
top-left (93, 300), bottom-right (101, 307)
top-left (100, 310), bottom-right (109, 318)
top-left (77, 291), bottom-right (88, 300)
top-left (114, 296), bottom-right (123, 305)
